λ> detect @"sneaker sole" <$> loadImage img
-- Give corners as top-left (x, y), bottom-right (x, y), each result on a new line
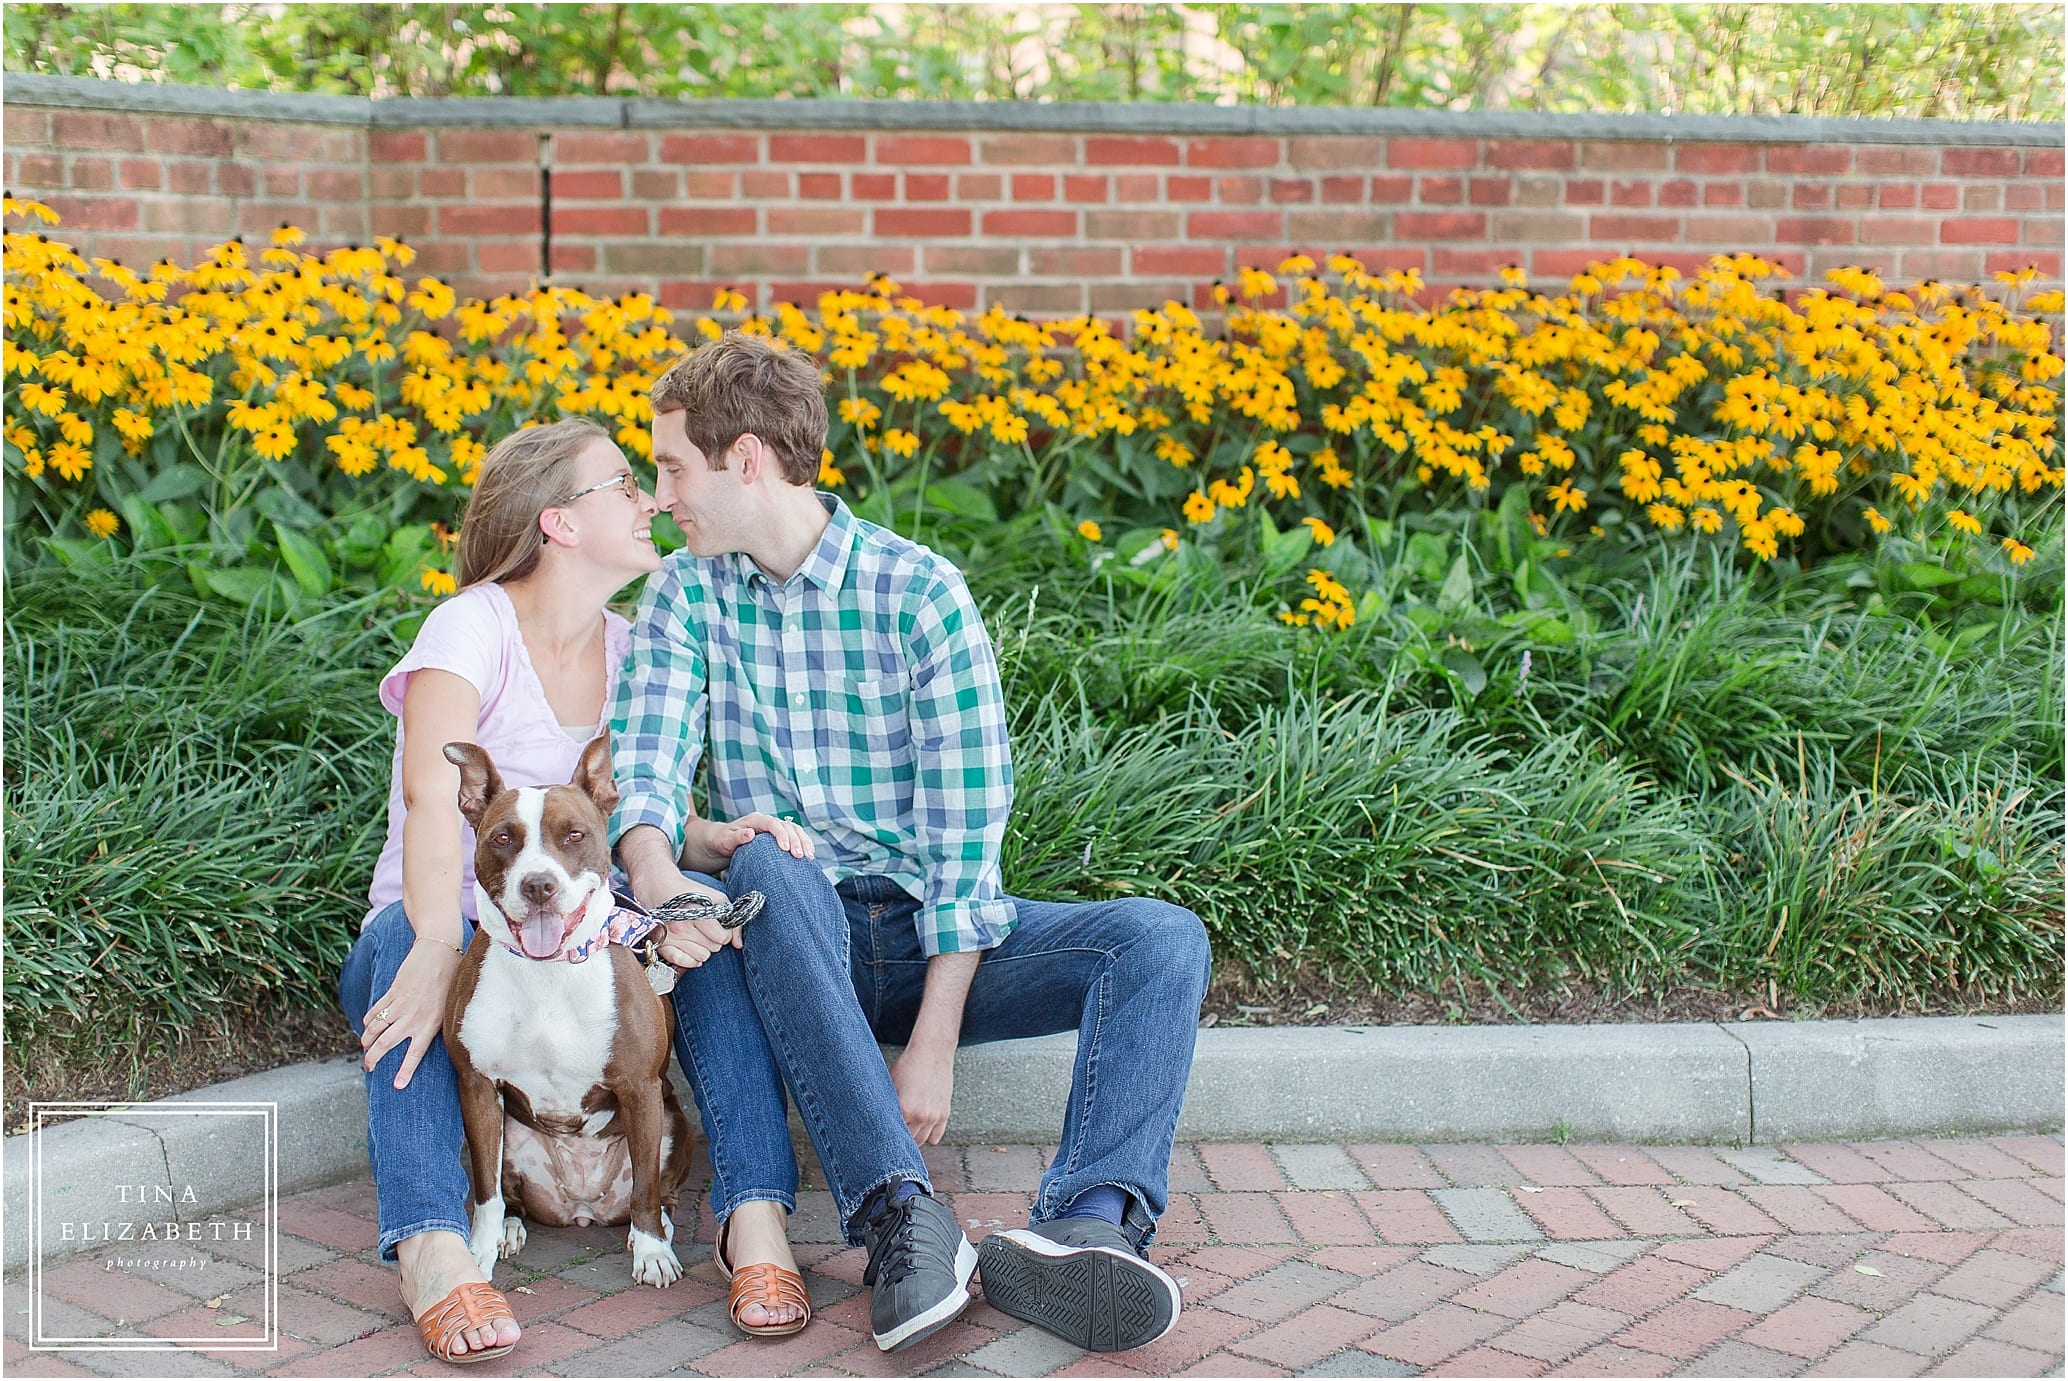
top-left (976, 1229), bottom-right (1182, 1353)
top-left (873, 1236), bottom-right (978, 1353)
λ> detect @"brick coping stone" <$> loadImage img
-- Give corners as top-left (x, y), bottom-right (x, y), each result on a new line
top-left (6, 71), bottom-right (2063, 143)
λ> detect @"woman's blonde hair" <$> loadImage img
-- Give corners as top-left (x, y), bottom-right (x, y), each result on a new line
top-left (456, 418), bottom-right (613, 589)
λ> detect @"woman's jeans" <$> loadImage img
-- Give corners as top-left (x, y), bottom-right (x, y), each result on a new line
top-left (670, 834), bottom-right (1213, 1249)
top-left (338, 900), bottom-right (476, 1262)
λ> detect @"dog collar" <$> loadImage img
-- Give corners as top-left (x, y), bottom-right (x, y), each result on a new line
top-left (555, 905), bottom-right (663, 965)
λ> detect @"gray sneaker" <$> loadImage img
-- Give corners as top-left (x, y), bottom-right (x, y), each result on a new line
top-left (860, 1190), bottom-right (978, 1352)
top-left (977, 1217), bottom-right (1182, 1353)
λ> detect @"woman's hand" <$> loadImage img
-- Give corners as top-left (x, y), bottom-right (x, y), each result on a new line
top-left (680, 812), bottom-right (815, 874)
top-left (362, 938), bottom-right (464, 1090)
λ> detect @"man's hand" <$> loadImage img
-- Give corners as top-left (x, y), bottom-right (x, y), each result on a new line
top-left (657, 912), bottom-right (736, 969)
top-left (681, 811), bottom-right (815, 875)
top-left (892, 1042), bottom-right (956, 1145)
top-left (895, 950), bottom-right (981, 1145)
top-left (618, 823), bottom-right (738, 968)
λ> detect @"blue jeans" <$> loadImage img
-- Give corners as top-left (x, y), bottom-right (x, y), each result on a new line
top-left (669, 834), bottom-right (1213, 1248)
top-left (337, 900), bottom-right (477, 1262)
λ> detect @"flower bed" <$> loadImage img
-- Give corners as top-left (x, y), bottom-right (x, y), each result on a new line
top-left (4, 198), bottom-right (2059, 625)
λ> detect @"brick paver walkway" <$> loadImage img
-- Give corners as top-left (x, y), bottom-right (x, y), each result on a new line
top-left (8, 1136), bottom-right (2062, 1378)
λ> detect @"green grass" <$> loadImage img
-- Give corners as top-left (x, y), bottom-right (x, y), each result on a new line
top-left (6, 529), bottom-right (2060, 1061)
top-left (4, 555), bottom-right (399, 1040)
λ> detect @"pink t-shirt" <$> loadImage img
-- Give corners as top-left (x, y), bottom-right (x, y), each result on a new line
top-left (362, 581), bottom-right (631, 928)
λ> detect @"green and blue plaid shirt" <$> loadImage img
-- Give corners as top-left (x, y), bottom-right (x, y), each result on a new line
top-left (610, 496), bottom-right (1017, 955)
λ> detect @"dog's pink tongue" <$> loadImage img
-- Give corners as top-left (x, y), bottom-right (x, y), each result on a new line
top-left (518, 911), bottom-right (565, 958)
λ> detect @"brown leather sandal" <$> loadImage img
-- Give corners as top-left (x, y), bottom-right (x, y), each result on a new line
top-left (415, 1280), bottom-right (519, 1365)
top-left (715, 1219), bottom-right (812, 1337)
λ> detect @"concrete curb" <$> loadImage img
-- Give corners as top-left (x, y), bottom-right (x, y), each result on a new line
top-left (4, 1015), bottom-right (2059, 1270)
top-left (5, 73), bottom-right (2062, 145)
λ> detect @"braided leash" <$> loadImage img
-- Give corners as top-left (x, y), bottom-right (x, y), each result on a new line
top-left (630, 890), bottom-right (766, 995)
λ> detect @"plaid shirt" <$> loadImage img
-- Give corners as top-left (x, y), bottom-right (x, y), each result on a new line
top-left (610, 495), bottom-right (1017, 955)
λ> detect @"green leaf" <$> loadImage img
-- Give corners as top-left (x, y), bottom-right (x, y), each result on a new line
top-left (1405, 531), bottom-right (1449, 585)
top-left (377, 523), bottom-right (435, 589)
top-left (335, 512), bottom-right (389, 569)
top-left (1437, 551), bottom-right (1475, 614)
top-left (202, 565), bottom-right (280, 606)
top-left (920, 478), bottom-right (997, 523)
top-left (1494, 480), bottom-right (1533, 573)
top-left (45, 535), bottom-right (116, 569)
top-left (1440, 647), bottom-right (1487, 696)
top-left (273, 522), bottom-right (333, 597)
top-left (1897, 561), bottom-right (1962, 589)
top-left (140, 463), bottom-right (209, 504)
top-left (256, 483), bottom-right (326, 530)
top-left (118, 495), bottom-right (180, 552)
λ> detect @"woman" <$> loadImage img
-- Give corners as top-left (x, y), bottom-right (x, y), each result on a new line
top-left (337, 417), bottom-right (807, 1362)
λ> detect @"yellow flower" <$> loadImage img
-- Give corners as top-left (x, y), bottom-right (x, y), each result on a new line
top-left (420, 567), bottom-right (457, 597)
top-left (1742, 520), bottom-right (1778, 561)
top-left (1691, 506), bottom-right (1723, 533)
top-left (818, 447), bottom-right (846, 487)
top-left (1546, 480), bottom-right (1588, 514)
top-left (1306, 568), bottom-right (1350, 604)
top-left (48, 440), bottom-right (91, 481)
top-left (1160, 528), bottom-right (1179, 550)
top-left (17, 382), bottom-right (65, 416)
top-left (85, 507), bottom-right (120, 539)
top-left (1154, 436), bottom-right (1194, 468)
top-left (1865, 506), bottom-right (1893, 534)
top-left (1646, 503), bottom-right (1686, 530)
top-left (1183, 491), bottom-right (1216, 524)
top-left (1077, 520), bottom-right (1104, 543)
top-left (1946, 508), bottom-right (1982, 536)
top-left (254, 424), bottom-right (298, 461)
top-left (2002, 537), bottom-right (2035, 565)
top-left (882, 428), bottom-right (919, 459)
top-left (1301, 517), bottom-right (1335, 547)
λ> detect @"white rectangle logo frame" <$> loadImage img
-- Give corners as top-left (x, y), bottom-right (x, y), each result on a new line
top-left (30, 1100), bottom-right (279, 1351)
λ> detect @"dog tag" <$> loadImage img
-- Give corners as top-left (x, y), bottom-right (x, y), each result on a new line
top-left (645, 961), bottom-right (678, 997)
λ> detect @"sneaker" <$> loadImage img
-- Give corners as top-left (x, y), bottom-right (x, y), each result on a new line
top-left (977, 1216), bottom-right (1182, 1353)
top-left (859, 1189), bottom-right (978, 1352)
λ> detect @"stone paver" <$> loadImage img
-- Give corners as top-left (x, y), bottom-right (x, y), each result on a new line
top-left (9, 1136), bottom-right (2062, 1377)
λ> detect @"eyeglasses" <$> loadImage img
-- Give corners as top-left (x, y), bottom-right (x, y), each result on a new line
top-left (552, 471), bottom-right (641, 507)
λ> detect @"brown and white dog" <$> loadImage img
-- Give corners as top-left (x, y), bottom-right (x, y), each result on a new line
top-left (441, 734), bottom-right (694, 1289)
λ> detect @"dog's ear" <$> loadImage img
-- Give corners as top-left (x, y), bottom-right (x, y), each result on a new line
top-left (444, 741), bottom-right (505, 828)
top-left (573, 732), bottom-right (619, 818)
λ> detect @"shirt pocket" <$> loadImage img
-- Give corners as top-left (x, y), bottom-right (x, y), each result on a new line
top-left (841, 671), bottom-right (915, 765)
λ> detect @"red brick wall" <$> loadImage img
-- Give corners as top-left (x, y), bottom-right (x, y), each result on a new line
top-left (6, 93), bottom-right (2061, 314)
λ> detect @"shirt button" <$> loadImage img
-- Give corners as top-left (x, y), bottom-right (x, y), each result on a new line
top-left (791, 691), bottom-right (808, 707)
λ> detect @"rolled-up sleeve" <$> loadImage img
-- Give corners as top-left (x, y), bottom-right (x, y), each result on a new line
top-left (610, 559), bottom-right (708, 854)
top-left (905, 572), bottom-right (1016, 956)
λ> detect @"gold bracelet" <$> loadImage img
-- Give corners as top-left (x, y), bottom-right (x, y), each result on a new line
top-left (414, 933), bottom-right (464, 952)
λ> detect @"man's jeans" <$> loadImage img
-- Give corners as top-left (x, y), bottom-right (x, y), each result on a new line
top-left (338, 900), bottom-right (478, 1261)
top-left (669, 834), bottom-right (1212, 1248)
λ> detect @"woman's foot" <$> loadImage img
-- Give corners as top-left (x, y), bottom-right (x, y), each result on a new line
top-left (719, 1201), bottom-right (809, 1331)
top-left (398, 1230), bottom-right (522, 1358)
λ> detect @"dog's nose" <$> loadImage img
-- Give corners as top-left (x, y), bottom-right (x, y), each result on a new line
top-left (520, 874), bottom-right (559, 908)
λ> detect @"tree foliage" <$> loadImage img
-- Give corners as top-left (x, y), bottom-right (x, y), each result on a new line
top-left (6, 3), bottom-right (2059, 120)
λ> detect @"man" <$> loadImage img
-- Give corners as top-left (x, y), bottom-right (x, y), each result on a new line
top-left (610, 331), bottom-right (1211, 1355)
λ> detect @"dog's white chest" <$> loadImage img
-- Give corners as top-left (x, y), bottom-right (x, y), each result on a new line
top-left (459, 950), bottom-right (619, 1118)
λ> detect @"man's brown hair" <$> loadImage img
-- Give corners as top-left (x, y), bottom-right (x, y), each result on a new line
top-left (649, 332), bottom-right (827, 487)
